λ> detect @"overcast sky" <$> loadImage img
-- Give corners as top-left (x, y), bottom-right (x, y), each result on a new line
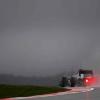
top-left (0, 0), bottom-right (100, 76)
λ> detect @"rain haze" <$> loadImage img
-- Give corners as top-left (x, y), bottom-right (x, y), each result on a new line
top-left (0, 0), bottom-right (100, 77)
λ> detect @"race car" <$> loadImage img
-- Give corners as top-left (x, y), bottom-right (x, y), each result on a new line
top-left (70, 69), bottom-right (96, 87)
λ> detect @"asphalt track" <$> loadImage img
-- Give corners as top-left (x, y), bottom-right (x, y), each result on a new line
top-left (2, 86), bottom-right (100, 100)
top-left (10, 87), bottom-right (99, 100)
top-left (32, 88), bottom-right (100, 100)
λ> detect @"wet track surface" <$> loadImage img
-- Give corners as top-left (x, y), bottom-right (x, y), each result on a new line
top-left (14, 87), bottom-right (100, 100)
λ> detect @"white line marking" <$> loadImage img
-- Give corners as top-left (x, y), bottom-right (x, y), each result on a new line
top-left (11, 87), bottom-right (94, 100)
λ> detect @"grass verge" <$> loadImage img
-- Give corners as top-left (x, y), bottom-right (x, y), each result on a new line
top-left (0, 85), bottom-right (70, 99)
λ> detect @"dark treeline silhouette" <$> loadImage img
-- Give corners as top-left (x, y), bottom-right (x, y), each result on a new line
top-left (0, 74), bottom-right (63, 86)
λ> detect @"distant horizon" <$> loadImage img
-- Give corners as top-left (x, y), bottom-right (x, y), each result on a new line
top-left (0, 0), bottom-right (100, 76)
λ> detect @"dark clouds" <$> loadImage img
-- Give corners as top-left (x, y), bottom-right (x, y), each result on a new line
top-left (0, 0), bottom-right (100, 76)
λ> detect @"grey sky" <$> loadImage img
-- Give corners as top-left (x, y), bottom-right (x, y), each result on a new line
top-left (0, 0), bottom-right (100, 76)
